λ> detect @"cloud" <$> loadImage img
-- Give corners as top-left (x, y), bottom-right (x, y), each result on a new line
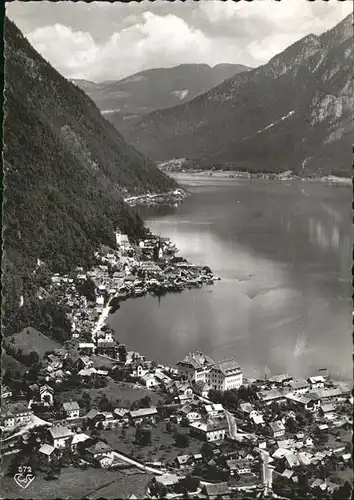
top-left (26, 13), bottom-right (214, 81)
top-left (6, 0), bottom-right (352, 81)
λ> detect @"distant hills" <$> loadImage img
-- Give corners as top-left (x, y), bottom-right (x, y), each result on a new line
top-left (71, 63), bottom-right (251, 127)
top-left (2, 19), bottom-right (176, 337)
top-left (120, 14), bottom-right (353, 177)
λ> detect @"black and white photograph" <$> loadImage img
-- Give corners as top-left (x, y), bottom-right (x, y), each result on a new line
top-left (1, 0), bottom-right (353, 498)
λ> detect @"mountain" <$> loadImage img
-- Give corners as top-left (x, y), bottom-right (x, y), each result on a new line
top-left (71, 63), bottom-right (251, 123)
top-left (121, 14), bottom-right (353, 177)
top-left (2, 19), bottom-right (176, 338)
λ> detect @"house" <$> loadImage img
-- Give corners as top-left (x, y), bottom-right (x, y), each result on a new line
top-left (130, 362), bottom-right (147, 378)
top-left (269, 420), bottom-right (285, 438)
top-left (113, 408), bottom-right (130, 424)
top-left (129, 407), bottom-right (158, 426)
top-left (175, 381), bottom-right (193, 397)
top-left (38, 444), bottom-right (59, 463)
top-left (84, 441), bottom-right (113, 463)
top-left (78, 367), bottom-right (97, 378)
top-left (189, 419), bottom-right (228, 442)
top-left (268, 374), bottom-right (294, 386)
top-left (207, 358), bottom-right (243, 391)
top-left (176, 351), bottom-right (215, 383)
top-left (319, 403), bottom-right (337, 420)
top-left (239, 402), bottom-right (254, 416)
top-left (285, 393), bottom-right (320, 412)
top-left (202, 482), bottom-right (231, 499)
top-left (174, 454), bottom-right (193, 469)
top-left (204, 403), bottom-right (225, 419)
top-left (1, 386), bottom-right (13, 399)
top-left (49, 425), bottom-right (74, 449)
top-left (282, 469), bottom-right (294, 480)
top-left (257, 389), bottom-right (286, 405)
top-left (314, 387), bottom-right (342, 402)
top-left (180, 404), bottom-right (203, 422)
top-left (285, 453), bottom-right (302, 469)
top-left (62, 401), bottom-right (80, 419)
top-left (288, 379), bottom-right (310, 395)
top-left (40, 385), bottom-right (54, 406)
top-left (250, 410), bottom-right (264, 425)
top-left (75, 356), bottom-right (93, 371)
top-left (307, 376), bottom-right (326, 391)
top-left (155, 474), bottom-right (179, 487)
top-left (227, 458), bottom-right (252, 475)
top-left (193, 381), bottom-right (211, 398)
top-left (71, 432), bottom-right (90, 451)
top-left (141, 373), bottom-right (159, 389)
top-left (1, 404), bottom-right (33, 430)
top-left (78, 342), bottom-right (96, 354)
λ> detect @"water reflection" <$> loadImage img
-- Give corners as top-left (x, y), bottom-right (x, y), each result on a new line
top-left (110, 178), bottom-right (352, 380)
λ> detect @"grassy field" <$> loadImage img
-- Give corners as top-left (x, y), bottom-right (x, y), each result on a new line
top-left (87, 471), bottom-right (152, 499)
top-left (5, 327), bottom-right (61, 358)
top-left (2, 352), bottom-right (28, 374)
top-left (1, 466), bottom-right (139, 499)
top-left (102, 420), bottom-right (202, 464)
top-left (56, 380), bottom-right (163, 407)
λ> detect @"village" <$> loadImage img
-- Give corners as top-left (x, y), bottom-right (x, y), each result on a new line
top-left (1, 230), bottom-right (352, 499)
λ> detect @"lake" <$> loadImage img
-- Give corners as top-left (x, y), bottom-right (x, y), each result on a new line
top-left (109, 174), bottom-right (352, 380)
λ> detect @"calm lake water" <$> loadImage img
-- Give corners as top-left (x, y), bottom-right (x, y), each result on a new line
top-left (109, 175), bottom-right (352, 380)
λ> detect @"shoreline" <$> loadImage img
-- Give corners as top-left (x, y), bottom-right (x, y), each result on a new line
top-left (163, 169), bottom-right (352, 185)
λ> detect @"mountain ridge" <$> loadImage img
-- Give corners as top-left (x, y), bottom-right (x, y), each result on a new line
top-left (71, 62), bottom-right (251, 120)
top-left (121, 14), bottom-right (353, 177)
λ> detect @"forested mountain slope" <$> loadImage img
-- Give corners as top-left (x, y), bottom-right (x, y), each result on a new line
top-left (2, 18), bottom-right (176, 338)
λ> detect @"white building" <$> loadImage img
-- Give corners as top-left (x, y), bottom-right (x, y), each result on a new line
top-left (116, 231), bottom-right (130, 247)
top-left (141, 374), bottom-right (159, 389)
top-left (176, 352), bottom-right (215, 383)
top-left (207, 358), bottom-right (243, 391)
top-left (189, 420), bottom-right (228, 442)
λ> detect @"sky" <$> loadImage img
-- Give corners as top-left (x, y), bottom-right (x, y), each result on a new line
top-left (6, 0), bottom-right (353, 82)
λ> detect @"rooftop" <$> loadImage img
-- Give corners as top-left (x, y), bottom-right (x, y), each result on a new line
top-left (129, 407), bottom-right (158, 418)
top-left (63, 401), bottom-right (80, 412)
top-left (178, 351), bottom-right (215, 370)
top-left (213, 358), bottom-right (242, 375)
top-left (49, 425), bottom-right (73, 439)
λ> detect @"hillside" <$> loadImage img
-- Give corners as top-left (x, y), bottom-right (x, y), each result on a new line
top-left (2, 19), bottom-right (176, 337)
top-left (71, 63), bottom-right (250, 129)
top-left (4, 327), bottom-right (62, 360)
top-left (122, 14), bottom-right (353, 177)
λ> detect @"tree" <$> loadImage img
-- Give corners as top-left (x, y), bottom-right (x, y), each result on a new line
top-left (117, 344), bottom-right (127, 363)
top-left (285, 417), bottom-right (298, 433)
top-left (98, 394), bottom-right (112, 412)
top-left (179, 474), bottom-right (199, 492)
top-left (200, 442), bottom-right (214, 460)
top-left (135, 426), bottom-right (152, 447)
top-left (334, 481), bottom-right (352, 499)
top-left (79, 391), bottom-right (91, 410)
top-left (28, 351), bottom-right (40, 365)
top-left (139, 396), bottom-right (151, 408)
top-left (149, 479), bottom-right (167, 498)
top-left (174, 432), bottom-right (190, 448)
top-left (130, 400), bottom-right (140, 411)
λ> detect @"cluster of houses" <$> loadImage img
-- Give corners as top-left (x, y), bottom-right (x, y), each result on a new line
top-left (1, 345), bottom-right (352, 499)
top-left (48, 231), bottom-right (220, 359)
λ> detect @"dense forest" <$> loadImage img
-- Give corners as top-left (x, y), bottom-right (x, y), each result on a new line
top-left (2, 19), bottom-right (176, 339)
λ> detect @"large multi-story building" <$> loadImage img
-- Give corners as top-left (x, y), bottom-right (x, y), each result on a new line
top-left (207, 358), bottom-right (243, 391)
top-left (176, 352), bottom-right (215, 383)
top-left (177, 353), bottom-right (243, 391)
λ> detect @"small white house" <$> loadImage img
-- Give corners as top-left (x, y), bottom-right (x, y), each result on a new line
top-left (141, 374), bottom-right (159, 389)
